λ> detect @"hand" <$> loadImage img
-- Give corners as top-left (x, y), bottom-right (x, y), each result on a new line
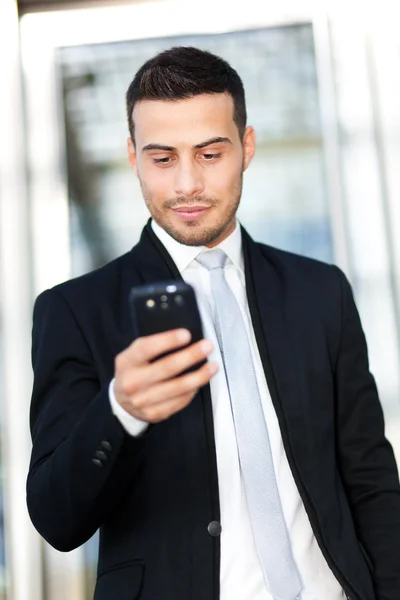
top-left (113, 329), bottom-right (218, 423)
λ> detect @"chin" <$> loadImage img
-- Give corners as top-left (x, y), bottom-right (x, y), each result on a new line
top-left (167, 221), bottom-right (223, 247)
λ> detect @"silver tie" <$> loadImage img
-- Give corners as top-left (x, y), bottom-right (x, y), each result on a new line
top-left (197, 248), bottom-right (302, 600)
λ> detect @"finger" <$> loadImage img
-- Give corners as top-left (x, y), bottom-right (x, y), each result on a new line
top-left (135, 391), bottom-right (195, 423)
top-left (116, 338), bottom-right (214, 397)
top-left (132, 360), bottom-right (219, 412)
top-left (116, 328), bottom-right (191, 371)
top-left (145, 338), bottom-right (214, 386)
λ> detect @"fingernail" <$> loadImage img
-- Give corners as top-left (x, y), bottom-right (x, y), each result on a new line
top-left (177, 329), bottom-right (191, 342)
top-left (208, 362), bottom-right (219, 374)
top-left (200, 340), bottom-right (213, 354)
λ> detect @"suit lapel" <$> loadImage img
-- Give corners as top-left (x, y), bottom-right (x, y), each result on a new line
top-left (242, 227), bottom-right (314, 485)
top-left (112, 221), bottom-right (182, 356)
top-left (130, 221), bottom-right (220, 577)
top-left (130, 219), bottom-right (183, 282)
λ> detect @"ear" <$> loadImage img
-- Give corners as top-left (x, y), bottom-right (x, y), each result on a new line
top-left (242, 126), bottom-right (256, 171)
top-left (127, 137), bottom-right (138, 175)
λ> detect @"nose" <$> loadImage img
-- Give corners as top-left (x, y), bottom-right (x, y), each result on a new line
top-left (174, 158), bottom-right (204, 198)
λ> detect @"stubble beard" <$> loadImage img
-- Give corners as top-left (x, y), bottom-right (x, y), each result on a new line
top-left (140, 173), bottom-right (243, 247)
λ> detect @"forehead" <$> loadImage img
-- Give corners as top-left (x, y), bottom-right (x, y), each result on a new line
top-left (132, 93), bottom-right (238, 145)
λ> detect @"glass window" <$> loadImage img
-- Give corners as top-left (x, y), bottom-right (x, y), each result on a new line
top-left (58, 23), bottom-right (331, 278)
top-left (20, 6), bottom-right (400, 596)
top-left (329, 15), bottom-right (400, 461)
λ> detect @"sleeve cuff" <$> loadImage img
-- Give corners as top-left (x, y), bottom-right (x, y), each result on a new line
top-left (109, 379), bottom-right (149, 437)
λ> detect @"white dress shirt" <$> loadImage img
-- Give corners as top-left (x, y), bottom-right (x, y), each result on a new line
top-left (110, 220), bottom-right (345, 600)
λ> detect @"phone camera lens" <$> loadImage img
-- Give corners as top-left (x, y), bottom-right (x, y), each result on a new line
top-left (175, 295), bottom-right (184, 306)
top-left (161, 295), bottom-right (168, 302)
top-left (161, 302), bottom-right (168, 310)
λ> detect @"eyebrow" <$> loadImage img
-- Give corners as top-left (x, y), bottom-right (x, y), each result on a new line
top-left (141, 137), bottom-right (232, 153)
top-left (195, 136), bottom-right (232, 149)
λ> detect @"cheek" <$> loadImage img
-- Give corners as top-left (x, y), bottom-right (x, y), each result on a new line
top-left (141, 165), bottom-right (172, 200)
top-left (209, 161), bottom-right (241, 193)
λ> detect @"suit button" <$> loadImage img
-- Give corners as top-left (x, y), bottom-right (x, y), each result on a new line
top-left (92, 458), bottom-right (104, 467)
top-left (95, 450), bottom-right (108, 461)
top-left (101, 441), bottom-right (112, 451)
top-left (207, 521), bottom-right (222, 537)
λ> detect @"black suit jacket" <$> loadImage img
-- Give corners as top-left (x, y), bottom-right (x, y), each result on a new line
top-left (27, 221), bottom-right (400, 600)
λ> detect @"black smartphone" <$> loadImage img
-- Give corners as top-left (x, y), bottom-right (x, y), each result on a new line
top-left (129, 281), bottom-right (206, 372)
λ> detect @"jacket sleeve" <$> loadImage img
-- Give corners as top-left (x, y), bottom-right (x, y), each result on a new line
top-left (334, 267), bottom-right (400, 599)
top-left (27, 288), bottom-right (145, 552)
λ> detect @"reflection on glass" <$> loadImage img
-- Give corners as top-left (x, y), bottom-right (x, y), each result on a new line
top-left (58, 23), bottom-right (329, 597)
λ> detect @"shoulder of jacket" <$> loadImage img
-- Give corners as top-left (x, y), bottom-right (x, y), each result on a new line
top-left (256, 241), bottom-right (337, 277)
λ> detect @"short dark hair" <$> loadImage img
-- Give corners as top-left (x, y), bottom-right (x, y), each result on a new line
top-left (126, 46), bottom-right (247, 143)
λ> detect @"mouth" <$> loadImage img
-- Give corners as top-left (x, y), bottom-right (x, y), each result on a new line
top-left (171, 206), bottom-right (211, 221)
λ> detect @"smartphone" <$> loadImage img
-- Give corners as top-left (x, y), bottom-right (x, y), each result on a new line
top-left (129, 281), bottom-right (206, 373)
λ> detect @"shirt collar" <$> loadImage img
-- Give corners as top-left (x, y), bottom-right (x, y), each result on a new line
top-left (151, 218), bottom-right (244, 274)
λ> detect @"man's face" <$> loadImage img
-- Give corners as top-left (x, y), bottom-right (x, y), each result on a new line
top-left (127, 93), bottom-right (255, 247)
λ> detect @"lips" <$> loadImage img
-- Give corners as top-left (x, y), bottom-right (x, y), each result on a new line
top-left (172, 206), bottom-right (210, 221)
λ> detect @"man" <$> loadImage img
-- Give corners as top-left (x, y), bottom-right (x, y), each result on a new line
top-left (27, 47), bottom-right (400, 600)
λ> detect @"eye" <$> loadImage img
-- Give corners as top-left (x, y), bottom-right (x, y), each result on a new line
top-left (153, 157), bottom-right (171, 165)
top-left (202, 153), bottom-right (221, 161)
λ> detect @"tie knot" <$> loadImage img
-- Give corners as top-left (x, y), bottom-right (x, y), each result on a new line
top-left (196, 248), bottom-right (227, 271)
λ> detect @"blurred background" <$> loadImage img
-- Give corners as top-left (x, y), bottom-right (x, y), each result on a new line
top-left (0, 0), bottom-right (399, 598)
